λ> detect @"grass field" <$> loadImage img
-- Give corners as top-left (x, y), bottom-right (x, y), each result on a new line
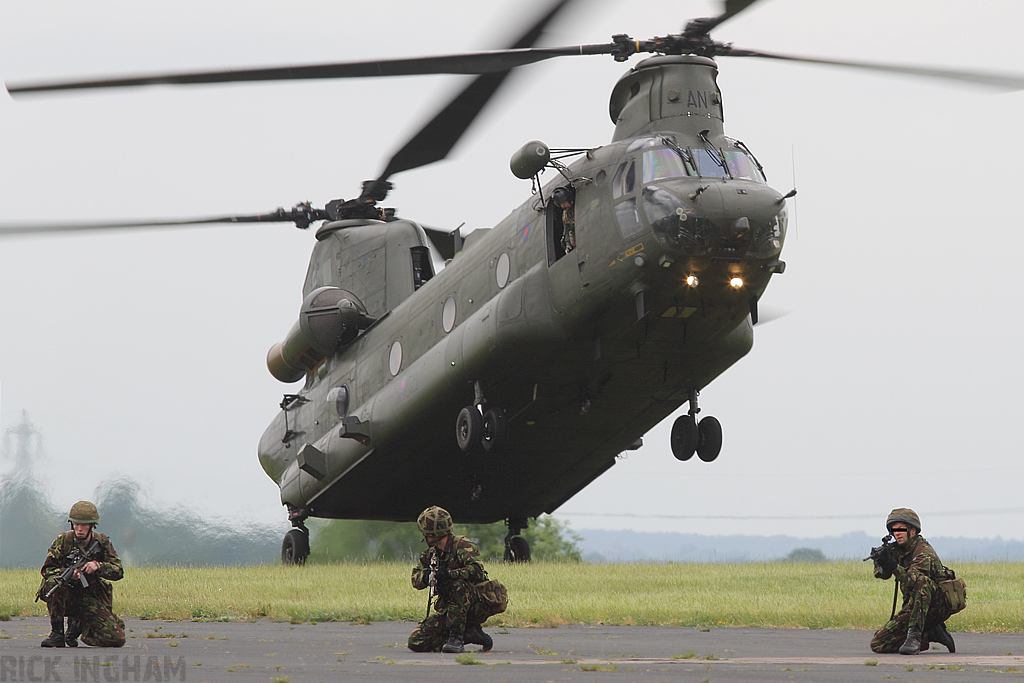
top-left (2, 562), bottom-right (1021, 632)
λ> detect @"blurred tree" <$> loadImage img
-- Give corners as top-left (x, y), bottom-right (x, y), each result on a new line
top-left (310, 514), bottom-right (582, 563)
top-left (309, 519), bottom-right (423, 562)
top-left (784, 547), bottom-right (827, 563)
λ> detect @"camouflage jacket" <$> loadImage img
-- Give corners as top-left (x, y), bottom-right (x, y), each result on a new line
top-left (411, 534), bottom-right (487, 595)
top-left (894, 535), bottom-right (947, 596)
top-left (39, 530), bottom-right (124, 591)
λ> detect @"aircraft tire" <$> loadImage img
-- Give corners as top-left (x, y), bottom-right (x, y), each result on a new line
top-left (281, 529), bottom-right (310, 565)
top-left (671, 415), bottom-right (698, 461)
top-left (504, 536), bottom-right (531, 563)
top-left (481, 407), bottom-right (508, 453)
top-left (456, 406), bottom-right (483, 452)
top-left (696, 416), bottom-right (723, 462)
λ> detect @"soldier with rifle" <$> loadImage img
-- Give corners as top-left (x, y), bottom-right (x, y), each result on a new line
top-left (407, 506), bottom-right (506, 653)
top-left (37, 501), bottom-right (125, 648)
top-left (867, 508), bottom-right (962, 655)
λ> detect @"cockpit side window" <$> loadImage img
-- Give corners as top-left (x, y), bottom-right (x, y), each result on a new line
top-left (612, 159), bottom-right (637, 199)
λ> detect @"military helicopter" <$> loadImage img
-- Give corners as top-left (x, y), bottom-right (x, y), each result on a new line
top-left (4, 0), bottom-right (1023, 563)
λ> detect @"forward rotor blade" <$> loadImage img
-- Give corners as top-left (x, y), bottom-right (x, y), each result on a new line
top-left (362, 0), bottom-right (578, 198)
top-left (723, 47), bottom-right (1024, 91)
top-left (7, 46), bottom-right (610, 97)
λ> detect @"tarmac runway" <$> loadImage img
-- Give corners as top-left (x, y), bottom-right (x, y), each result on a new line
top-left (2, 617), bottom-right (1022, 682)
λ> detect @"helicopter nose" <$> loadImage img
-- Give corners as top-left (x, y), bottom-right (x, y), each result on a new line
top-left (641, 180), bottom-right (786, 261)
top-left (698, 182), bottom-right (785, 240)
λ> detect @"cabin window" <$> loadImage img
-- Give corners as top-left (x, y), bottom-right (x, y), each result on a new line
top-left (389, 341), bottom-right (402, 376)
top-left (495, 252), bottom-right (510, 288)
top-left (410, 246), bottom-right (434, 290)
top-left (442, 296), bottom-right (457, 332)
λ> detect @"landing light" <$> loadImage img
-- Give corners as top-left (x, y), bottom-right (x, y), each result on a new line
top-left (685, 274), bottom-right (699, 287)
top-left (729, 277), bottom-right (745, 289)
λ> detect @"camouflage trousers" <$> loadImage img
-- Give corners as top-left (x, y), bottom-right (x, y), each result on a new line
top-left (408, 579), bottom-right (491, 652)
top-left (870, 579), bottom-right (952, 653)
top-left (43, 580), bottom-right (126, 648)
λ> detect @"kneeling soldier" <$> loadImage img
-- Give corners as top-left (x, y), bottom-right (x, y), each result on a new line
top-left (870, 508), bottom-right (957, 655)
top-left (408, 506), bottom-right (505, 653)
top-left (38, 501), bottom-right (125, 648)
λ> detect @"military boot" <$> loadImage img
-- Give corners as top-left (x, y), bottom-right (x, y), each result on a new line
top-left (464, 624), bottom-right (493, 652)
top-left (925, 622), bottom-right (956, 653)
top-left (441, 631), bottom-right (465, 654)
top-left (899, 627), bottom-right (923, 655)
top-left (40, 617), bottom-right (66, 648)
top-left (65, 617), bottom-right (83, 647)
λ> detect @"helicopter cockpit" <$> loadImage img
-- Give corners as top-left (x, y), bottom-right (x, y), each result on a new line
top-left (611, 135), bottom-right (780, 259)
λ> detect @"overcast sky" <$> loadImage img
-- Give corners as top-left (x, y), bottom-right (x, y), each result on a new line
top-left (2, 0), bottom-right (1022, 544)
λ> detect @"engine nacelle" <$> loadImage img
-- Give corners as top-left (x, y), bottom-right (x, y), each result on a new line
top-left (266, 287), bottom-right (372, 383)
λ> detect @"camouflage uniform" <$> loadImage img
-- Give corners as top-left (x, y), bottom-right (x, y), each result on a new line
top-left (38, 530), bottom-right (126, 647)
top-left (870, 534), bottom-right (953, 654)
top-left (562, 205), bottom-right (576, 252)
top-left (408, 535), bottom-right (492, 652)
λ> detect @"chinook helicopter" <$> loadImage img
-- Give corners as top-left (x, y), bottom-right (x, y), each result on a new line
top-left (4, 0), bottom-right (1024, 563)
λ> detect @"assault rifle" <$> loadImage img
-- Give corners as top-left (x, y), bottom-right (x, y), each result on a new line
top-left (864, 534), bottom-right (900, 619)
top-left (424, 548), bottom-right (439, 620)
top-left (43, 539), bottom-right (102, 600)
top-left (863, 534), bottom-right (898, 572)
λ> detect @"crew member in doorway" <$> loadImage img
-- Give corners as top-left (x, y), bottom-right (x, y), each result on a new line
top-left (553, 186), bottom-right (576, 253)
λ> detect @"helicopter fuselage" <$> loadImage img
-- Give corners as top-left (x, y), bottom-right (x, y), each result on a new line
top-left (257, 55), bottom-right (788, 526)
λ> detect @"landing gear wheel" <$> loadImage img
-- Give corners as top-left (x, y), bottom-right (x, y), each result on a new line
top-left (504, 536), bottom-right (531, 563)
top-left (456, 406), bottom-right (483, 452)
top-left (281, 528), bottom-right (310, 565)
top-left (696, 416), bottom-right (723, 462)
top-left (671, 414), bottom-right (698, 461)
top-left (481, 408), bottom-right (508, 453)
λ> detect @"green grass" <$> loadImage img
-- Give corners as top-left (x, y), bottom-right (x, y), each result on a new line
top-left (3, 561), bottom-right (1021, 631)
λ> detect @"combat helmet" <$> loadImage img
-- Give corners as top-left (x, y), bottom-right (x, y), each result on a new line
top-left (886, 507), bottom-right (921, 533)
top-left (417, 506), bottom-right (453, 537)
top-left (68, 500), bottom-right (100, 525)
top-left (552, 186), bottom-right (574, 206)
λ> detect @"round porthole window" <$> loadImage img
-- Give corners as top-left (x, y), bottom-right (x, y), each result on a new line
top-left (442, 296), bottom-right (457, 333)
top-left (389, 341), bottom-right (403, 376)
top-left (496, 253), bottom-right (510, 288)
top-left (326, 386), bottom-right (349, 420)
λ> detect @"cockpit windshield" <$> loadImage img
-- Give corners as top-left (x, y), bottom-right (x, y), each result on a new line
top-left (724, 149), bottom-right (766, 183)
top-left (642, 148), bottom-right (693, 183)
top-left (691, 148), bottom-right (729, 178)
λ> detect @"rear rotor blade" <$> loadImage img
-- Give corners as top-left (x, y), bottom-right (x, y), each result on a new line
top-left (723, 47), bottom-right (1024, 91)
top-left (0, 205), bottom-right (321, 238)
